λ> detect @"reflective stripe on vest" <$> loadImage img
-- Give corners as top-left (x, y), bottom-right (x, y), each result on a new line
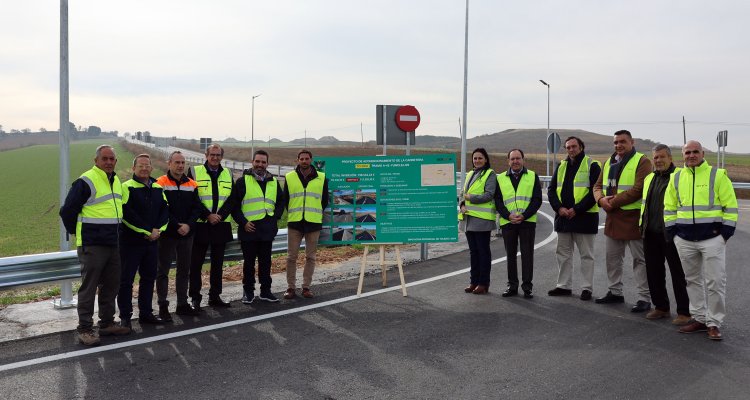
top-left (601, 152), bottom-right (644, 210)
top-left (556, 155), bottom-right (599, 213)
top-left (497, 170), bottom-right (538, 226)
top-left (192, 165), bottom-right (233, 222)
top-left (241, 175), bottom-right (277, 221)
top-left (285, 171), bottom-right (325, 223)
top-left (75, 166), bottom-right (123, 246)
top-left (459, 169), bottom-right (496, 221)
top-left (665, 162), bottom-right (738, 228)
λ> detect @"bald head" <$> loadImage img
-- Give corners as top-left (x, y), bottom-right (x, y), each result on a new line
top-left (682, 140), bottom-right (705, 168)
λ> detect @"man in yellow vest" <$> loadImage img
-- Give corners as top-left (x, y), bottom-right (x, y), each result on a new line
top-left (639, 144), bottom-right (690, 324)
top-left (188, 144), bottom-right (236, 309)
top-left (665, 140), bottom-right (738, 340)
top-left (593, 130), bottom-right (653, 312)
top-left (231, 150), bottom-right (286, 304)
top-left (547, 137), bottom-right (601, 301)
top-left (60, 145), bottom-right (131, 346)
top-left (283, 149), bottom-right (329, 299)
top-left (495, 149), bottom-right (542, 299)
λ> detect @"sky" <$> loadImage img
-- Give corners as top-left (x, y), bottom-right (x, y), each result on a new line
top-left (1, 0), bottom-right (749, 151)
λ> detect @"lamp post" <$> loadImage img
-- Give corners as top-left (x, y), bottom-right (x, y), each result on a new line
top-left (251, 93), bottom-right (262, 155)
top-left (539, 80), bottom-right (550, 176)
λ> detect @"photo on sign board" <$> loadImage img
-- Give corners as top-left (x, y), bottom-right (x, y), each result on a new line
top-left (332, 207), bottom-right (354, 223)
top-left (334, 189), bottom-right (355, 205)
top-left (355, 189), bottom-right (377, 205)
top-left (355, 206), bottom-right (377, 223)
top-left (331, 225), bottom-right (354, 242)
top-left (355, 225), bottom-right (377, 241)
top-left (319, 227), bottom-right (331, 242)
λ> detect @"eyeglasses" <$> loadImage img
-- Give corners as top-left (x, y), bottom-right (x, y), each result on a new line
top-left (683, 150), bottom-right (701, 155)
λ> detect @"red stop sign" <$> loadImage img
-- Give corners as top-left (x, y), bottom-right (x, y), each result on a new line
top-left (395, 105), bottom-right (420, 132)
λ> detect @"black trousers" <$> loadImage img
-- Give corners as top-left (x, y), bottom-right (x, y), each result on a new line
top-left (644, 231), bottom-right (690, 315)
top-left (190, 241), bottom-right (226, 303)
top-left (240, 240), bottom-right (273, 293)
top-left (502, 223), bottom-right (535, 292)
top-left (118, 243), bottom-right (158, 318)
top-left (157, 234), bottom-right (194, 307)
top-left (466, 231), bottom-right (492, 286)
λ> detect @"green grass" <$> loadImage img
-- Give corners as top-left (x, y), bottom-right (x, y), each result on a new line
top-left (0, 140), bottom-right (147, 256)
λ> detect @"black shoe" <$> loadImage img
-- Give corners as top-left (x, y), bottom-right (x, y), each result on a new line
top-left (630, 300), bottom-right (652, 313)
top-left (259, 291), bottom-right (280, 303)
top-left (501, 288), bottom-right (518, 297)
top-left (580, 290), bottom-right (592, 301)
top-left (159, 306), bottom-right (173, 322)
top-left (548, 287), bottom-right (573, 296)
top-left (595, 291), bottom-right (625, 304)
top-left (242, 291), bottom-right (255, 305)
top-left (175, 304), bottom-right (200, 316)
top-left (121, 318), bottom-right (132, 329)
top-left (192, 301), bottom-right (204, 313)
top-left (523, 291), bottom-right (534, 299)
top-left (208, 297), bottom-right (231, 308)
top-left (139, 313), bottom-right (165, 324)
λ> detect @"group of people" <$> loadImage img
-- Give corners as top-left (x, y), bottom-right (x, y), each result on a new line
top-left (60, 144), bottom-right (329, 346)
top-left (460, 130), bottom-right (738, 341)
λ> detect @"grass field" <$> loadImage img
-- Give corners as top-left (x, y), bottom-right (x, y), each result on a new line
top-left (0, 140), bottom-right (155, 256)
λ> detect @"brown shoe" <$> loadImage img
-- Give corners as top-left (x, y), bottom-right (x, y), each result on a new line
top-left (78, 330), bottom-right (101, 346)
top-left (99, 322), bottom-right (132, 336)
top-left (283, 288), bottom-right (297, 299)
top-left (672, 314), bottom-right (692, 325)
top-left (679, 320), bottom-right (708, 334)
top-left (707, 326), bottom-right (723, 341)
top-left (464, 284), bottom-right (478, 293)
top-left (646, 309), bottom-right (670, 320)
top-left (302, 288), bottom-right (314, 298)
top-left (472, 285), bottom-right (488, 295)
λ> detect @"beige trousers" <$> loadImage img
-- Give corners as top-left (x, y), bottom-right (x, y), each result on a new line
top-left (286, 228), bottom-right (320, 289)
top-left (555, 232), bottom-right (596, 292)
top-left (605, 236), bottom-right (650, 302)
top-left (674, 235), bottom-right (727, 327)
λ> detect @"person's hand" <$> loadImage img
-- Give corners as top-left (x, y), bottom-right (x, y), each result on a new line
top-left (558, 207), bottom-right (570, 218)
top-left (248, 222), bottom-right (256, 232)
top-left (177, 223), bottom-right (190, 236)
top-left (464, 193), bottom-right (471, 201)
top-left (460, 205), bottom-right (467, 214)
top-left (567, 208), bottom-right (576, 219)
top-left (149, 228), bottom-right (161, 241)
top-left (599, 196), bottom-right (613, 212)
top-left (207, 213), bottom-right (221, 225)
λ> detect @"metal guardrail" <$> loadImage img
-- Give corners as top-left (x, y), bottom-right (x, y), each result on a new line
top-left (0, 230), bottom-right (292, 291)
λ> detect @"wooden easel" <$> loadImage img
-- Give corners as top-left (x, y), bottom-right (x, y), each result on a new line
top-left (357, 243), bottom-right (407, 297)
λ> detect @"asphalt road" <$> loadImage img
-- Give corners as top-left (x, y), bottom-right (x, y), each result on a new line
top-left (1, 202), bottom-right (749, 400)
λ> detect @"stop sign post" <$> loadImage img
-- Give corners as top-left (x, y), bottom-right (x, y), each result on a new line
top-left (395, 105), bottom-right (420, 155)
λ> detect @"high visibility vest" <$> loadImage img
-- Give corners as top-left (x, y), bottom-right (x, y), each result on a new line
top-left (459, 168), bottom-right (496, 221)
top-left (191, 165), bottom-right (233, 223)
top-left (601, 152), bottom-right (645, 211)
top-left (241, 176), bottom-right (277, 221)
top-left (664, 161), bottom-right (739, 228)
top-left (75, 166), bottom-right (123, 246)
top-left (556, 155), bottom-right (600, 213)
top-left (497, 169), bottom-right (538, 226)
top-left (285, 171), bottom-right (325, 223)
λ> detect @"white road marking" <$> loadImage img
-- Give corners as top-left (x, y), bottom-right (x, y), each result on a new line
top-left (0, 209), bottom-right (559, 373)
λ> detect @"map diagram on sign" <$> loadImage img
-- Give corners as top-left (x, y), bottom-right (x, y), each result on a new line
top-left (420, 163), bottom-right (455, 186)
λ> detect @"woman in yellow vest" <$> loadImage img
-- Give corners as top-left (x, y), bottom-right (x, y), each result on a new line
top-left (459, 148), bottom-right (497, 295)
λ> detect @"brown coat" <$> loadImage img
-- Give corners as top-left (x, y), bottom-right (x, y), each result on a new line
top-left (593, 155), bottom-right (653, 240)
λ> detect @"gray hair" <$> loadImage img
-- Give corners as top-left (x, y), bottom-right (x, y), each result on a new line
top-left (168, 150), bottom-right (183, 162)
top-left (95, 144), bottom-right (114, 159)
top-left (652, 144), bottom-right (671, 156)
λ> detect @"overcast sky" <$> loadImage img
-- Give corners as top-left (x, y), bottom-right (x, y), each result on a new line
top-left (2, 0), bottom-right (748, 151)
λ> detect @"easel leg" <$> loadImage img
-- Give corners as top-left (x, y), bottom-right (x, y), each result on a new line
top-left (357, 245), bottom-right (369, 296)
top-left (396, 246), bottom-right (407, 296)
top-left (380, 245), bottom-right (387, 287)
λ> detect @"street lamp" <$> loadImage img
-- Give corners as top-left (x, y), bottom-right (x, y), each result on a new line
top-left (251, 93), bottom-right (262, 155)
top-left (539, 80), bottom-right (550, 176)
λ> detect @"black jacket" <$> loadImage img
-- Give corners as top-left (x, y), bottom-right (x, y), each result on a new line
top-left (231, 170), bottom-right (286, 242)
top-left (120, 175), bottom-right (170, 246)
top-left (156, 172), bottom-right (202, 238)
top-left (547, 152), bottom-right (601, 234)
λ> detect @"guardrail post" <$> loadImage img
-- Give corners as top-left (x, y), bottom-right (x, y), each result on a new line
top-left (53, 280), bottom-right (77, 309)
top-left (420, 243), bottom-right (428, 261)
